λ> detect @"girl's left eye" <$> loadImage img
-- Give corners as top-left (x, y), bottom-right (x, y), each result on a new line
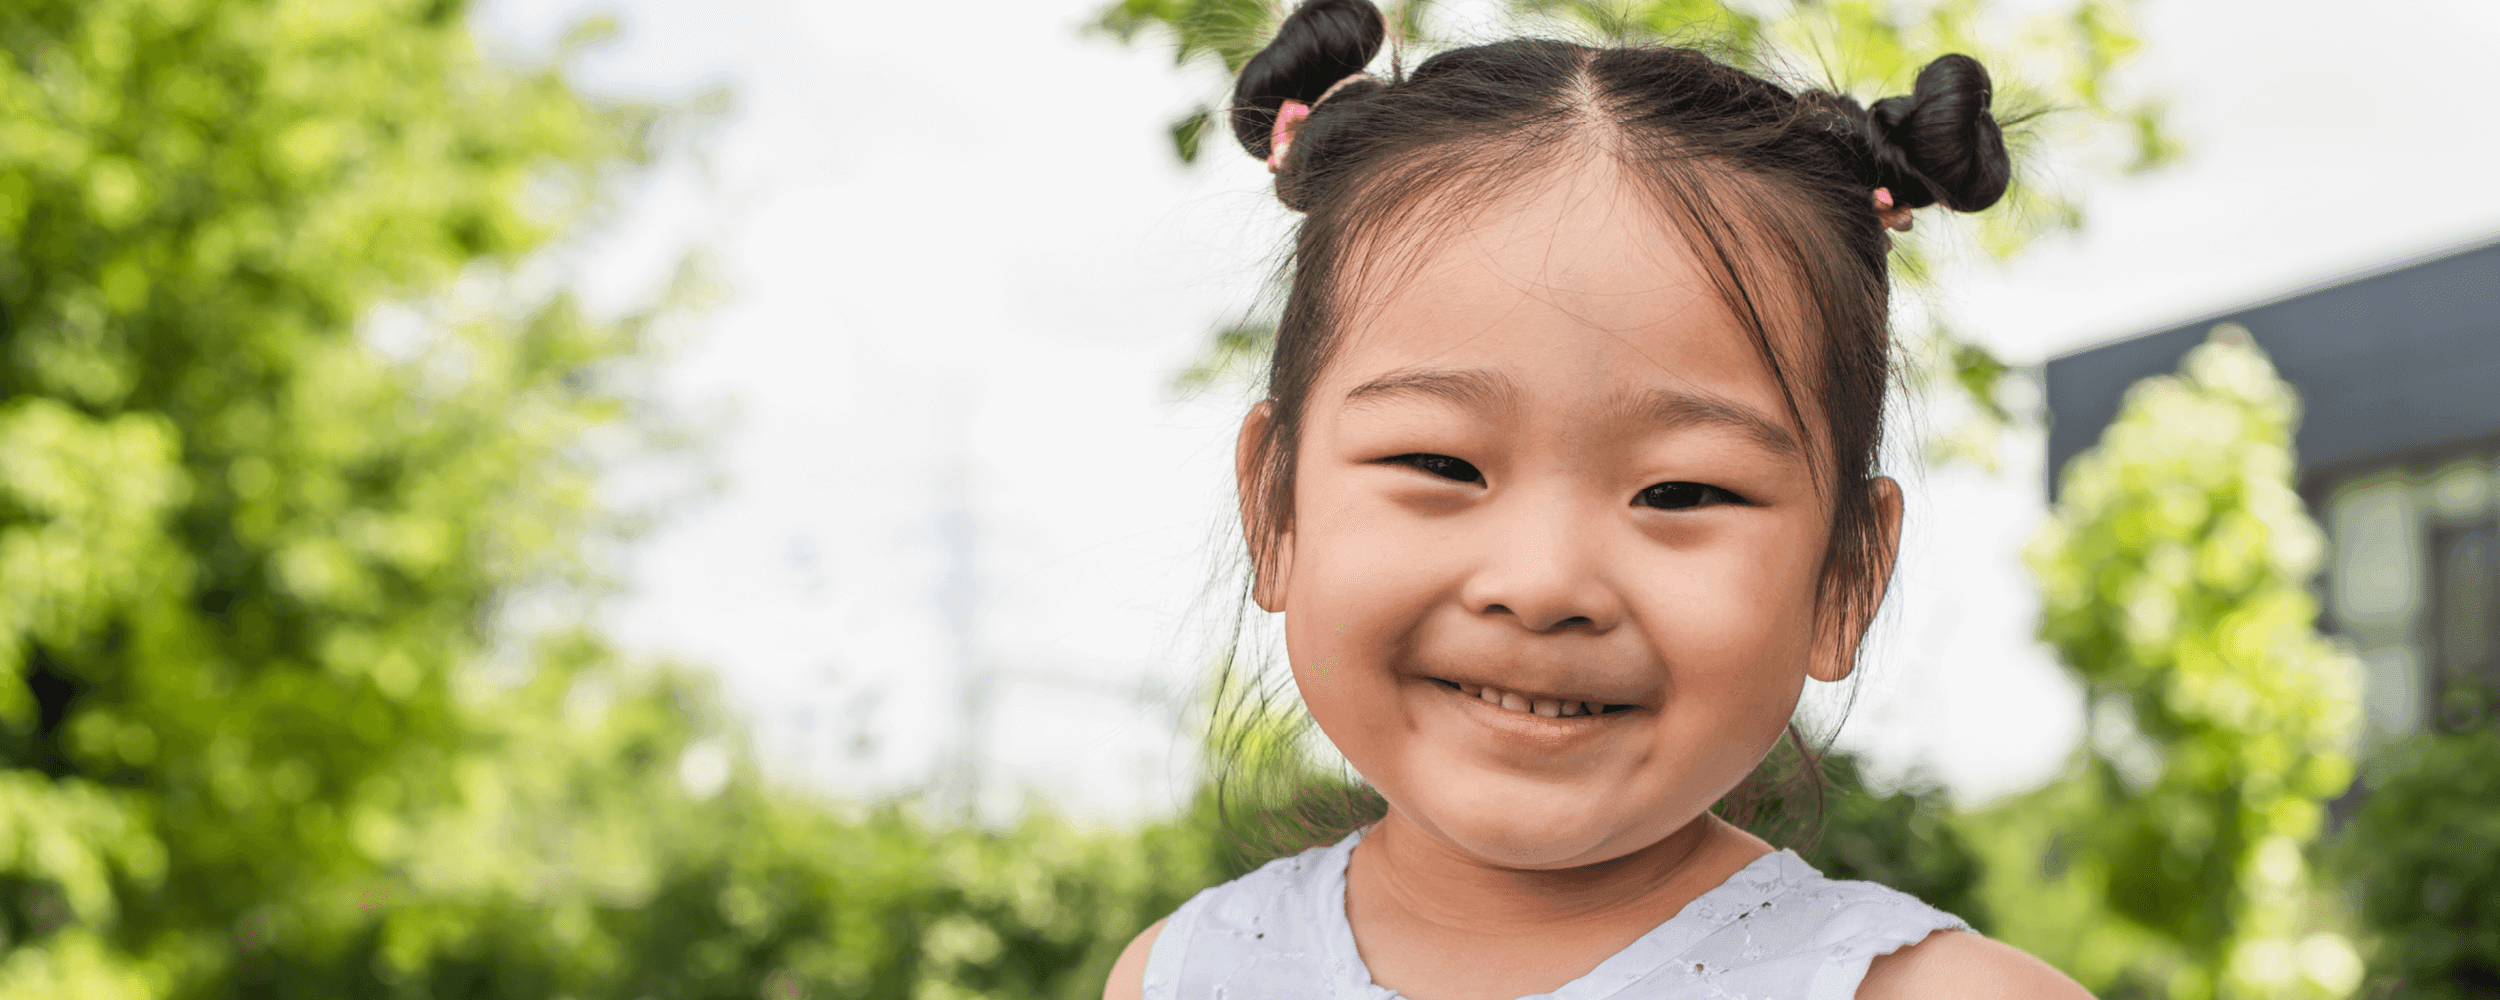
top-left (1637, 482), bottom-right (1747, 510)
top-left (1384, 453), bottom-right (1484, 484)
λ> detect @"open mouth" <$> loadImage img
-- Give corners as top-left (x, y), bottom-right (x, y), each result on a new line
top-left (1428, 677), bottom-right (1639, 718)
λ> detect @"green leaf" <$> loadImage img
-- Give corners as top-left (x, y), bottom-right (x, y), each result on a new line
top-left (1170, 105), bottom-right (1214, 164)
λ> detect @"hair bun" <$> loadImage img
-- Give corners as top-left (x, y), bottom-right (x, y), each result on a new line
top-left (1231, 0), bottom-right (1388, 162)
top-left (1863, 53), bottom-right (2010, 212)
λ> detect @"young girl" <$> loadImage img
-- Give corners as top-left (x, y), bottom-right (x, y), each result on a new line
top-left (1109, 2), bottom-right (2092, 997)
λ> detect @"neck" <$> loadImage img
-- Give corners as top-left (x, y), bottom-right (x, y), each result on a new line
top-left (1347, 809), bottom-right (1770, 938)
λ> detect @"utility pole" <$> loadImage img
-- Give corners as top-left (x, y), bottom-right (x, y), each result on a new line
top-left (931, 372), bottom-right (987, 824)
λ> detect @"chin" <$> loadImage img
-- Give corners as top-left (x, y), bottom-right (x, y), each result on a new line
top-left (1451, 826), bottom-right (1615, 869)
top-left (1399, 780), bottom-right (1678, 871)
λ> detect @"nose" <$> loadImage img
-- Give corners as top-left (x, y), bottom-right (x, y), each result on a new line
top-left (1459, 487), bottom-right (1626, 634)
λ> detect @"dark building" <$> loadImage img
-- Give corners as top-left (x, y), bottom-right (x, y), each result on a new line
top-left (2042, 233), bottom-right (2500, 746)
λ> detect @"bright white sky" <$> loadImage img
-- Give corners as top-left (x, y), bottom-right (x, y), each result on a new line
top-left (471, 0), bottom-right (2500, 824)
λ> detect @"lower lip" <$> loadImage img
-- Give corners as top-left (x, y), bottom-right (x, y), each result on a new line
top-left (1431, 680), bottom-right (1637, 745)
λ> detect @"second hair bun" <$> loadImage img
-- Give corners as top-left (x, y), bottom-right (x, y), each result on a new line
top-left (1863, 54), bottom-right (2011, 212)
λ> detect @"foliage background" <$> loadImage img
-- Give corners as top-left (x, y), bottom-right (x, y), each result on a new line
top-left (2, 0), bottom-right (2489, 998)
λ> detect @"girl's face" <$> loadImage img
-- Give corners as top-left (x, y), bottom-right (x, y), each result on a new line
top-left (1241, 159), bottom-right (1898, 870)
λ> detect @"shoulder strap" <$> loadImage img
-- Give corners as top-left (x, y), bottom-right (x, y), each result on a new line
top-left (1139, 834), bottom-right (1367, 1000)
top-left (1793, 874), bottom-right (1973, 1000)
top-left (1139, 882), bottom-right (1218, 1000)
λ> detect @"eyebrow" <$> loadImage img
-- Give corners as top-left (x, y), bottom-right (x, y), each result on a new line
top-left (1342, 366), bottom-right (1521, 414)
top-left (1616, 385), bottom-right (1804, 458)
top-left (1341, 365), bottom-right (1803, 458)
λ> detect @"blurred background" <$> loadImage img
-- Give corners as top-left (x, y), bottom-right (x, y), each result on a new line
top-left (5, 0), bottom-right (2498, 997)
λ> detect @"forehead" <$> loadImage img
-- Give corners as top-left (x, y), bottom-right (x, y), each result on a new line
top-left (1323, 154), bottom-right (1815, 434)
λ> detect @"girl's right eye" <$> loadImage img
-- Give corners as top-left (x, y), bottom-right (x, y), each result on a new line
top-left (1384, 453), bottom-right (1484, 484)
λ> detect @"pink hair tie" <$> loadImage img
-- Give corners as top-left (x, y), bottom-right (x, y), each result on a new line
top-left (1266, 100), bottom-right (1312, 173)
top-left (1266, 72), bottom-right (1379, 174)
top-left (1312, 71), bottom-right (1376, 107)
top-left (1872, 186), bottom-right (1914, 250)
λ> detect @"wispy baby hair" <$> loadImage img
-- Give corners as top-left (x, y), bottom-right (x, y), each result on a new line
top-left (1218, 0), bottom-right (2013, 851)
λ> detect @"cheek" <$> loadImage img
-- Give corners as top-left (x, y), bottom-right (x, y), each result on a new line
top-left (1629, 520), bottom-right (1827, 769)
top-left (1643, 522), bottom-right (1827, 669)
top-left (1280, 487), bottom-right (1462, 666)
top-left (1275, 481), bottom-right (1419, 776)
top-left (1277, 534), bottom-right (1432, 758)
top-left (1289, 641), bottom-right (1421, 805)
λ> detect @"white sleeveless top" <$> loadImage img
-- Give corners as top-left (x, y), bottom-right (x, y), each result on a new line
top-left (1142, 828), bottom-right (1969, 1000)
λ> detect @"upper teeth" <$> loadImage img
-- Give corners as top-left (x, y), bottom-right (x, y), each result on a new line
top-left (1458, 682), bottom-right (1603, 717)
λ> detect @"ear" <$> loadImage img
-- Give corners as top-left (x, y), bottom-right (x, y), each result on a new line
top-left (1807, 475), bottom-right (1905, 683)
top-left (1236, 400), bottom-right (1294, 613)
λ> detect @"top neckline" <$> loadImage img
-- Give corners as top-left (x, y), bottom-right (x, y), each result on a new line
top-left (1311, 827), bottom-right (1812, 1000)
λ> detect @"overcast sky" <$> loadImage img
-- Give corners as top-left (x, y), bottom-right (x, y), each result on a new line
top-left (471, 0), bottom-right (2500, 824)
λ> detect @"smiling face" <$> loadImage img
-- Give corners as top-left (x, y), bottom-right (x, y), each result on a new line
top-left (1237, 154), bottom-right (1900, 871)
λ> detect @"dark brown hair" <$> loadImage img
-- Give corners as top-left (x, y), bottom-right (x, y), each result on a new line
top-left (1204, 0), bottom-right (2012, 858)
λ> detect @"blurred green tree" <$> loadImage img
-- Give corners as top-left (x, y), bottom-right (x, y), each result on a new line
top-left (2331, 723), bottom-right (2500, 998)
top-left (266, 641), bottom-right (1238, 1000)
top-left (1089, 0), bottom-right (2181, 468)
top-left (1991, 327), bottom-right (2364, 1000)
top-left (0, 0), bottom-right (675, 992)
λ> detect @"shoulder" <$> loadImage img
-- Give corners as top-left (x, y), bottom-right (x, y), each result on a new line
top-left (1101, 917), bottom-right (1167, 1000)
top-left (1856, 929), bottom-right (2095, 1000)
top-left (1099, 838), bottom-right (1355, 1000)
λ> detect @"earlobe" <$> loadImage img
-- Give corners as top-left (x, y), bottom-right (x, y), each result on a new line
top-left (1870, 474), bottom-right (1905, 577)
top-left (1237, 401), bottom-right (1292, 613)
top-left (1254, 536), bottom-right (1295, 613)
top-left (1806, 476), bottom-right (1906, 683)
top-left (1805, 623), bottom-right (1857, 684)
